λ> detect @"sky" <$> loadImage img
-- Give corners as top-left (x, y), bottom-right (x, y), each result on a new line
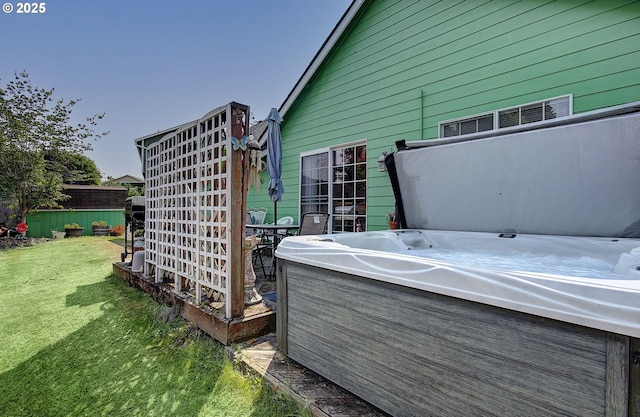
top-left (0, 0), bottom-right (352, 179)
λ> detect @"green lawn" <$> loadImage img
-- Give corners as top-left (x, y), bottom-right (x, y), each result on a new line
top-left (0, 237), bottom-right (308, 417)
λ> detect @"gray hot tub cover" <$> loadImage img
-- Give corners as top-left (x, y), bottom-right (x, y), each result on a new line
top-left (387, 111), bottom-right (640, 238)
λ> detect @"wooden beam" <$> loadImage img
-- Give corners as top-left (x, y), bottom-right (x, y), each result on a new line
top-left (112, 262), bottom-right (275, 345)
top-left (630, 338), bottom-right (640, 417)
top-left (276, 260), bottom-right (288, 354)
top-left (606, 333), bottom-right (629, 417)
top-left (229, 102), bottom-right (250, 318)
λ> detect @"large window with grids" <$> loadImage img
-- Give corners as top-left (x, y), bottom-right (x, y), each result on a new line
top-left (440, 95), bottom-right (572, 138)
top-left (300, 142), bottom-right (367, 233)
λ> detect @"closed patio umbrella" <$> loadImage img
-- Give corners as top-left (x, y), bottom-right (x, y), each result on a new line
top-left (267, 108), bottom-right (284, 221)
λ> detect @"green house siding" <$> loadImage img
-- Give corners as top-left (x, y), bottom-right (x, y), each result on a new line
top-left (26, 210), bottom-right (125, 238)
top-left (252, 0), bottom-right (640, 231)
top-left (246, 170), bottom-right (283, 224)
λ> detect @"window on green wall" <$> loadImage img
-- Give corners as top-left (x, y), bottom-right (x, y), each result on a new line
top-left (300, 142), bottom-right (367, 233)
top-left (498, 96), bottom-right (571, 128)
top-left (300, 152), bottom-right (329, 215)
top-left (440, 95), bottom-right (572, 138)
top-left (441, 114), bottom-right (493, 137)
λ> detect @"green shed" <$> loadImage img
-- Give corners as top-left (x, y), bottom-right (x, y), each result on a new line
top-left (26, 185), bottom-right (127, 237)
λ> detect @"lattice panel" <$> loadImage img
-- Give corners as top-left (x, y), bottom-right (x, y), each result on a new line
top-left (144, 103), bottom-right (247, 318)
top-left (144, 144), bottom-right (160, 276)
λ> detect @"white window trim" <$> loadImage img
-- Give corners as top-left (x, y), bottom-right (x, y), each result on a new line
top-left (439, 112), bottom-right (494, 138)
top-left (299, 147), bottom-right (331, 224)
top-left (298, 140), bottom-right (368, 233)
top-left (440, 111), bottom-right (495, 130)
top-left (439, 94), bottom-right (573, 138)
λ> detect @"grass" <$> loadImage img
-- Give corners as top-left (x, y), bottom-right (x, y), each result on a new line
top-left (0, 237), bottom-right (309, 417)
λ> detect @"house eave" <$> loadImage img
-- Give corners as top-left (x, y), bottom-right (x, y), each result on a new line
top-left (258, 0), bottom-right (365, 146)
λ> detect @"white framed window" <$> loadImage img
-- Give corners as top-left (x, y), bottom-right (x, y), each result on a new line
top-left (441, 113), bottom-right (493, 137)
top-left (498, 96), bottom-right (571, 128)
top-left (300, 150), bottom-right (330, 216)
top-left (440, 95), bottom-right (572, 138)
top-left (300, 141), bottom-right (367, 233)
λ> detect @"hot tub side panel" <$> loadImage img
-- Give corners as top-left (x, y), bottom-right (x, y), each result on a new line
top-left (277, 260), bottom-right (635, 417)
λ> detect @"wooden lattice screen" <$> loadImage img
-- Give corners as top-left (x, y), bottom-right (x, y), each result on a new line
top-left (144, 102), bottom-right (249, 318)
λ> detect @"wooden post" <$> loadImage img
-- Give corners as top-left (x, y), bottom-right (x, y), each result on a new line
top-left (630, 338), bottom-right (640, 417)
top-left (606, 333), bottom-right (630, 417)
top-left (229, 102), bottom-right (250, 318)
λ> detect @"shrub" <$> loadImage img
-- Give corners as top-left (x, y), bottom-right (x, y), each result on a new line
top-left (110, 224), bottom-right (125, 235)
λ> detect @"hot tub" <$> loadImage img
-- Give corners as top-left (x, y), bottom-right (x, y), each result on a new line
top-left (279, 230), bottom-right (640, 337)
top-left (276, 231), bottom-right (640, 417)
top-left (276, 108), bottom-right (640, 417)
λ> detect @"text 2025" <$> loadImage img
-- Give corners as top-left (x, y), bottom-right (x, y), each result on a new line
top-left (16, 2), bottom-right (46, 13)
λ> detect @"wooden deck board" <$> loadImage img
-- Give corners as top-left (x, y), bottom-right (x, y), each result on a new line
top-left (112, 262), bottom-right (275, 345)
top-left (228, 334), bottom-right (391, 417)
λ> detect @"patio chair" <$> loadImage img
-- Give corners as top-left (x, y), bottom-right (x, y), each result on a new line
top-left (255, 216), bottom-right (297, 280)
top-left (246, 212), bottom-right (256, 236)
top-left (276, 216), bottom-right (294, 236)
top-left (298, 212), bottom-right (329, 236)
top-left (248, 207), bottom-right (267, 226)
top-left (247, 212), bottom-right (269, 277)
top-left (258, 216), bottom-right (295, 253)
